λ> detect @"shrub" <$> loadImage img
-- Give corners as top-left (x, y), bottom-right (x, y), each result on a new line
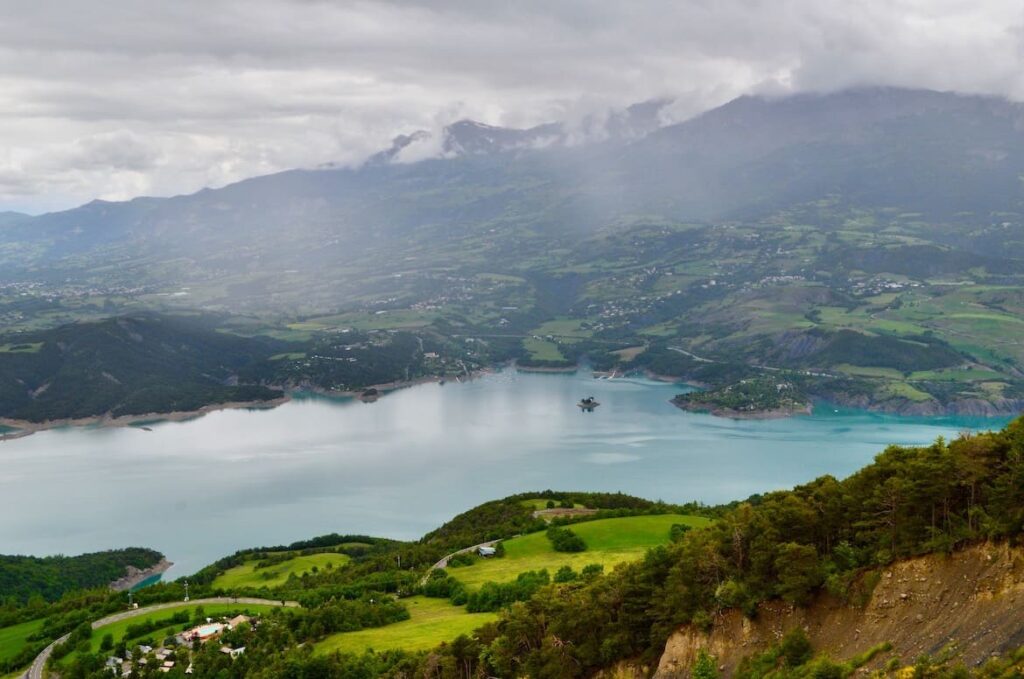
top-left (546, 527), bottom-right (586, 553)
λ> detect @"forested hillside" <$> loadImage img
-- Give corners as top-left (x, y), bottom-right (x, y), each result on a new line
top-left (0, 314), bottom-right (286, 422)
top-left (0, 314), bottom-right (485, 423)
top-left (0, 548), bottom-right (163, 604)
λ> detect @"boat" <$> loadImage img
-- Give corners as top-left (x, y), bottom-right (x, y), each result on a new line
top-left (577, 396), bottom-right (600, 410)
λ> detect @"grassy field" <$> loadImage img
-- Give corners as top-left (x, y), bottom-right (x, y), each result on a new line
top-left (531, 319), bottom-right (592, 340)
top-left (613, 345), bottom-right (647, 361)
top-left (315, 597), bottom-right (497, 655)
top-left (518, 498), bottom-right (581, 510)
top-left (522, 337), bottom-right (565, 361)
top-left (449, 514), bottom-right (711, 590)
top-left (0, 618), bottom-right (43, 666)
top-left (212, 553), bottom-right (350, 590)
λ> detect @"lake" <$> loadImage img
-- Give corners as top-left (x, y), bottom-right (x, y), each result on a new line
top-left (0, 369), bottom-right (1012, 577)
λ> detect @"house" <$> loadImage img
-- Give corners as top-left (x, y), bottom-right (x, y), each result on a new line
top-left (227, 614), bottom-right (250, 629)
top-left (220, 645), bottom-right (246, 658)
top-left (180, 621), bottom-right (225, 644)
top-left (477, 546), bottom-right (497, 557)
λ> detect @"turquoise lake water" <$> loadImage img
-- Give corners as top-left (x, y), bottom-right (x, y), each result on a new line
top-left (0, 369), bottom-right (1012, 577)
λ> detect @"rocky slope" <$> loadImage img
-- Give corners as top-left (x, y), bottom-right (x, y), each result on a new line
top-left (654, 542), bottom-right (1024, 677)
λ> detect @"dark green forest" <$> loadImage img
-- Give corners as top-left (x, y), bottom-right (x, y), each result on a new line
top-left (0, 315), bottom-right (285, 422)
top-left (0, 548), bottom-right (163, 604)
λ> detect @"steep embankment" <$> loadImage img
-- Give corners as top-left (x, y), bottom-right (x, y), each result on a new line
top-left (655, 542), bottom-right (1024, 677)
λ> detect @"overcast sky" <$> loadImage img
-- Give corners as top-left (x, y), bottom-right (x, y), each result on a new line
top-left (0, 0), bottom-right (1021, 213)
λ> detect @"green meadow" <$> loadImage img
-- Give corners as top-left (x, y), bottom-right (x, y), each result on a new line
top-left (315, 597), bottom-right (497, 655)
top-left (449, 514), bottom-right (711, 590)
top-left (212, 552), bottom-right (350, 590)
top-left (0, 618), bottom-right (43, 667)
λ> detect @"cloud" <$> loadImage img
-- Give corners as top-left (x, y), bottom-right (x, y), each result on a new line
top-left (0, 0), bottom-right (1020, 212)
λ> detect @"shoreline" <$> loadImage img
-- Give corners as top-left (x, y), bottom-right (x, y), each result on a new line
top-left (672, 400), bottom-right (815, 420)
top-left (0, 363), bottom-right (1018, 440)
top-left (0, 396), bottom-right (292, 441)
top-left (0, 368), bottom-right (495, 441)
top-left (514, 362), bottom-right (578, 374)
top-left (110, 557), bottom-right (173, 592)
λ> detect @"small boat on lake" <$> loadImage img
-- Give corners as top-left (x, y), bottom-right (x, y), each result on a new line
top-left (577, 396), bottom-right (600, 410)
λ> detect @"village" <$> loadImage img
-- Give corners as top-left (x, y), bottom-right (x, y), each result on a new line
top-left (102, 613), bottom-right (252, 677)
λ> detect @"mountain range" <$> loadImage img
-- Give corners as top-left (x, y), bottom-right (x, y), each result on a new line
top-left (5, 87), bottom-right (1024, 301)
top-left (5, 87), bottom-right (1024, 417)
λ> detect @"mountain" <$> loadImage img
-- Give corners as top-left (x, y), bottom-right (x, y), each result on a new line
top-left (368, 98), bottom-right (672, 164)
top-left (5, 87), bottom-right (1024, 285)
top-left (6, 88), bottom-right (1024, 417)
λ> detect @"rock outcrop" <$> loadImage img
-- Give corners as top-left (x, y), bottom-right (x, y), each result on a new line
top-left (654, 542), bottom-right (1024, 677)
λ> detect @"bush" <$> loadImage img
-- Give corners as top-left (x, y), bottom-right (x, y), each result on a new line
top-left (546, 527), bottom-right (586, 553)
top-left (465, 570), bottom-right (550, 612)
top-left (670, 523), bottom-right (692, 542)
top-left (553, 566), bottom-right (577, 583)
top-left (447, 552), bottom-right (477, 568)
top-left (779, 628), bottom-right (813, 668)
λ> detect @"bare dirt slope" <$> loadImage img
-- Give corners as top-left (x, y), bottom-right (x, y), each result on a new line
top-left (655, 542), bottom-right (1024, 677)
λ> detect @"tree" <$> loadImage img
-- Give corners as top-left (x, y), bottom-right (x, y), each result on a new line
top-left (99, 633), bottom-right (114, 652)
top-left (779, 628), bottom-right (813, 667)
top-left (693, 649), bottom-right (718, 679)
top-left (773, 543), bottom-right (822, 605)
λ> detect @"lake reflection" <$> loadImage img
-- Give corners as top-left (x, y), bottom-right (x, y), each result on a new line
top-left (0, 369), bottom-right (1010, 576)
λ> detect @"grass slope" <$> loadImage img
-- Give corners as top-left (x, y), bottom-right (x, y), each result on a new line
top-left (212, 553), bottom-right (350, 590)
top-left (0, 618), bottom-right (43, 665)
top-left (315, 597), bottom-right (497, 655)
top-left (451, 514), bottom-right (710, 590)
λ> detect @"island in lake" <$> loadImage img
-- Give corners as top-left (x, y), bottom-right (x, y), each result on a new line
top-left (673, 377), bottom-right (813, 419)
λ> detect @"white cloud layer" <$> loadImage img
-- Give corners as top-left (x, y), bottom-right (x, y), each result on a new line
top-left (0, 0), bottom-right (1021, 212)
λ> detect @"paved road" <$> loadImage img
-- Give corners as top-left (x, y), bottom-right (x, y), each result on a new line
top-left (420, 540), bottom-right (501, 585)
top-left (21, 597), bottom-right (298, 679)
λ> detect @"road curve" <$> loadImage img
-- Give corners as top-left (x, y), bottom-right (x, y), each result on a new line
top-left (420, 540), bottom-right (501, 585)
top-left (21, 597), bottom-right (299, 679)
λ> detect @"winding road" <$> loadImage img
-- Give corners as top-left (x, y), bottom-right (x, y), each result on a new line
top-left (420, 540), bottom-right (501, 585)
top-left (20, 597), bottom-right (299, 679)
